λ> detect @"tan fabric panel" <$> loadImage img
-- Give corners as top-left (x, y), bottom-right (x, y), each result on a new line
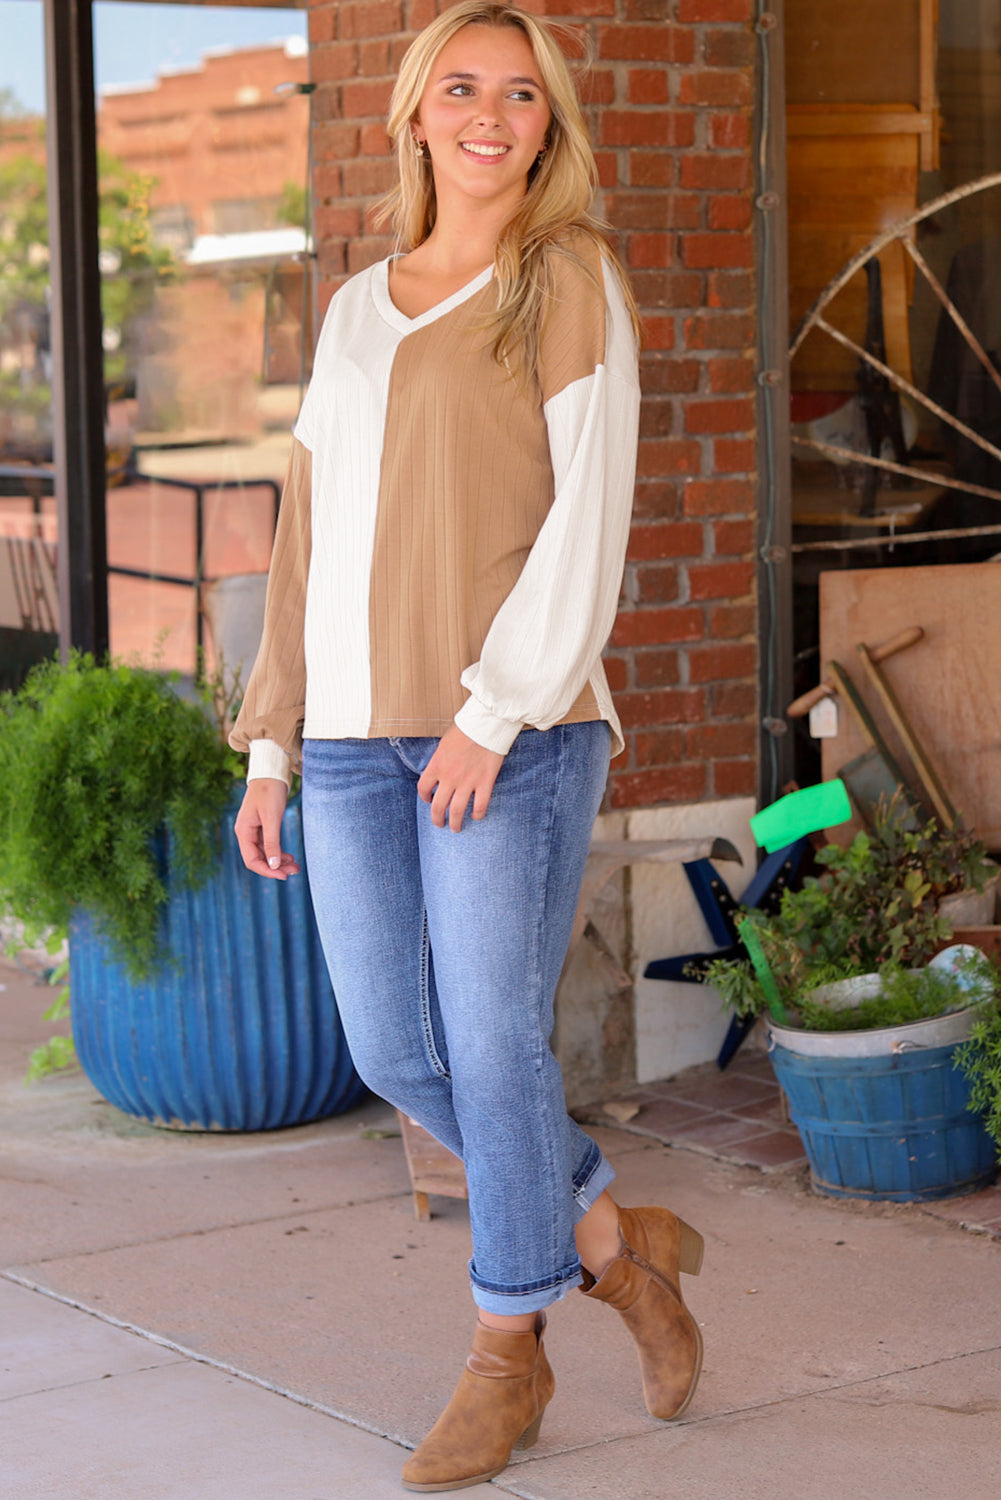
top-left (229, 438), bottom-right (311, 768)
top-left (367, 254), bottom-right (604, 739)
top-left (536, 235), bottom-right (608, 404)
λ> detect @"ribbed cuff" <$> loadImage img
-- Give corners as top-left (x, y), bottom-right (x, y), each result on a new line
top-left (246, 738), bottom-right (292, 787)
top-left (453, 697), bottom-right (525, 755)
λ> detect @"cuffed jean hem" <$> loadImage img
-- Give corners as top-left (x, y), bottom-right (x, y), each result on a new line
top-left (468, 1142), bottom-right (617, 1315)
top-left (470, 1262), bottom-right (586, 1317)
top-left (572, 1146), bottom-right (617, 1222)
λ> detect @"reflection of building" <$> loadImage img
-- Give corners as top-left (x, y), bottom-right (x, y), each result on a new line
top-left (0, 40), bottom-right (313, 422)
top-left (0, 116), bottom-right (50, 459)
top-left (0, 114), bottom-right (46, 168)
top-left (97, 40), bottom-right (314, 416)
top-left (98, 39), bottom-right (310, 254)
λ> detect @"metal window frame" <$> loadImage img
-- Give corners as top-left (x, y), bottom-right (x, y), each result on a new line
top-left (753, 0), bottom-right (795, 805)
top-left (43, 0), bottom-right (109, 658)
top-left (39, 0), bottom-right (306, 660)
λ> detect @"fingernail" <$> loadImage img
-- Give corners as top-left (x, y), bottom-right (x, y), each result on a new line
top-left (268, 856), bottom-right (280, 870)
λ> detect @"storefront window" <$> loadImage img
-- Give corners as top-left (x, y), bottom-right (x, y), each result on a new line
top-left (95, 2), bottom-right (309, 675)
top-left (0, 0), bottom-right (309, 683)
top-left (0, 0), bottom-right (55, 686)
top-left (783, 0), bottom-right (1001, 785)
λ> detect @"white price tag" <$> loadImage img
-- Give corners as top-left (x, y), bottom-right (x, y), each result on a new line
top-left (809, 695), bottom-right (839, 739)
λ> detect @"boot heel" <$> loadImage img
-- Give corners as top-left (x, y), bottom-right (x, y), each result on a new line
top-left (515, 1410), bottom-right (545, 1451)
top-left (678, 1219), bottom-right (704, 1276)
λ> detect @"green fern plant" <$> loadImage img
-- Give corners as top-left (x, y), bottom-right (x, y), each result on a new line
top-left (25, 957), bottom-right (75, 1082)
top-left (0, 653), bottom-right (236, 981)
top-left (956, 998), bottom-right (1001, 1156)
top-left (796, 961), bottom-right (990, 1033)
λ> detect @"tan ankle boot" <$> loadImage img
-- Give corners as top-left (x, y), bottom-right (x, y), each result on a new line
top-left (401, 1315), bottom-right (555, 1493)
top-left (582, 1205), bottom-right (703, 1420)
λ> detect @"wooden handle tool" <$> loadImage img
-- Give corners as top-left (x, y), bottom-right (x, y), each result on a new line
top-left (855, 640), bottom-right (960, 827)
top-left (825, 661), bottom-right (924, 826)
top-left (787, 626), bottom-right (924, 719)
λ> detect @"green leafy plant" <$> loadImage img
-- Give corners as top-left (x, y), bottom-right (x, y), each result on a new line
top-left (796, 961), bottom-right (990, 1033)
top-left (702, 801), bottom-right (994, 1023)
top-left (957, 995), bottom-right (1001, 1156)
top-left (862, 804), bottom-right (996, 908)
top-left (25, 956), bottom-right (75, 1082)
top-left (0, 119), bottom-right (176, 408)
top-left (277, 179), bottom-right (308, 230)
top-left (702, 936), bottom-right (855, 1019)
top-left (2, 921), bottom-right (76, 1081)
top-left (0, 653), bottom-right (236, 981)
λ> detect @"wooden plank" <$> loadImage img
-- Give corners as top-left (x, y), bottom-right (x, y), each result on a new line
top-left (787, 190), bottom-right (921, 230)
top-left (791, 478), bottom-right (932, 529)
top-left (856, 640), bottom-right (958, 825)
top-left (396, 1111), bottom-right (468, 1214)
top-left (818, 564), bottom-right (1001, 849)
top-left (787, 107), bottom-right (919, 385)
top-left (919, 0), bottom-right (939, 168)
top-left (788, 111), bottom-right (935, 137)
top-left (919, 0), bottom-right (937, 114)
top-left (787, 134), bottom-right (920, 169)
top-left (784, 0), bottom-right (922, 106)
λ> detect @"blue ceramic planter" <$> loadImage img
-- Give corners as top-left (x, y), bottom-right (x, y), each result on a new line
top-left (70, 792), bottom-right (366, 1130)
top-left (768, 1009), bottom-right (997, 1202)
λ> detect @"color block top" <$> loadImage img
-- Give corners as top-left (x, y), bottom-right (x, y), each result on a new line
top-left (231, 234), bottom-right (640, 785)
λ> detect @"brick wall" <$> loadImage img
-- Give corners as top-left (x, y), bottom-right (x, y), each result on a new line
top-left (306, 0), bottom-right (758, 810)
top-left (99, 44), bottom-right (310, 239)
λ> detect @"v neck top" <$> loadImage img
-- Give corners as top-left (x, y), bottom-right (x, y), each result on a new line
top-left (372, 256), bottom-right (494, 332)
top-left (231, 234), bottom-right (641, 783)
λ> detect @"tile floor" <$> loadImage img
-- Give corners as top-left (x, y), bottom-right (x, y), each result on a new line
top-left (579, 1044), bottom-right (1001, 1239)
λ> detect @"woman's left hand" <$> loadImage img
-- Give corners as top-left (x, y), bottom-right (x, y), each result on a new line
top-left (418, 725), bottom-right (505, 832)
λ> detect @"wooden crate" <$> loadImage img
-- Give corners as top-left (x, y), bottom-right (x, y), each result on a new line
top-left (396, 1111), bottom-right (468, 1222)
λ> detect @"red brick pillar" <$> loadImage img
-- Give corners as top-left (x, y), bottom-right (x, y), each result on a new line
top-left (306, 0), bottom-right (759, 812)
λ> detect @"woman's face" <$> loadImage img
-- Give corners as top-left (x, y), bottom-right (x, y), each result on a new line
top-left (414, 24), bottom-right (552, 210)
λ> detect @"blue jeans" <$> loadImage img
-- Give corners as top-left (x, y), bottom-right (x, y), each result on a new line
top-left (301, 723), bottom-right (616, 1315)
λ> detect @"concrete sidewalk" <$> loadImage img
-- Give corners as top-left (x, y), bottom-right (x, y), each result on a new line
top-left (2, 956), bottom-right (1000, 1500)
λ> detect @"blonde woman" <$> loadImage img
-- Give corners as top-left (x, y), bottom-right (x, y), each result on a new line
top-left (232, 3), bottom-right (703, 1489)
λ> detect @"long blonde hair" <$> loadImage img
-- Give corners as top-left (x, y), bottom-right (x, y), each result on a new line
top-left (374, 1), bottom-right (640, 374)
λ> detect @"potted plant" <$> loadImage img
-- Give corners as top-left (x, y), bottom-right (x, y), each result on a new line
top-left (0, 652), bottom-right (365, 1130)
top-left (705, 808), bottom-right (1000, 1202)
top-left (957, 995), bottom-right (1001, 1163)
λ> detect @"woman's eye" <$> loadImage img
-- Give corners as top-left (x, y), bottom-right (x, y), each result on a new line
top-left (447, 84), bottom-right (473, 97)
top-left (511, 90), bottom-right (536, 102)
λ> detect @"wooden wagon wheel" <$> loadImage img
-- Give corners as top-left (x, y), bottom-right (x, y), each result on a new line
top-left (790, 171), bottom-right (1001, 531)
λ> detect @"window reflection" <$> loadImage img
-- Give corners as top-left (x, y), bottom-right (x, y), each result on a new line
top-left (0, 10), bottom-right (56, 687)
top-left (97, 13), bottom-right (310, 675)
top-left (0, 2), bottom-right (310, 684)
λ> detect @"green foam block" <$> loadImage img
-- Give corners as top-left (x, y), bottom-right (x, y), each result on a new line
top-left (736, 916), bottom-right (790, 1025)
top-left (750, 779), bottom-right (852, 853)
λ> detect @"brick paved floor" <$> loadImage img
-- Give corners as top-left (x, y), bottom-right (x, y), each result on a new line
top-left (578, 1045), bottom-right (1001, 1238)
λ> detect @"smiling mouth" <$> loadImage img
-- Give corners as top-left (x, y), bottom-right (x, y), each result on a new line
top-left (461, 142), bottom-right (510, 158)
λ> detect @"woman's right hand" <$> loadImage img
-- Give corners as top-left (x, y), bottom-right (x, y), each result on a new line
top-left (234, 778), bottom-right (301, 880)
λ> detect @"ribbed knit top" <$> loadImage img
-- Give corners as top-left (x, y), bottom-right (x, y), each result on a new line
top-left (230, 234), bottom-right (640, 784)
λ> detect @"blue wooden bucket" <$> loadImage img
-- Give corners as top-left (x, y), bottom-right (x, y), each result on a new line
top-left (70, 792), bottom-right (366, 1130)
top-left (768, 1011), bottom-right (997, 1202)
